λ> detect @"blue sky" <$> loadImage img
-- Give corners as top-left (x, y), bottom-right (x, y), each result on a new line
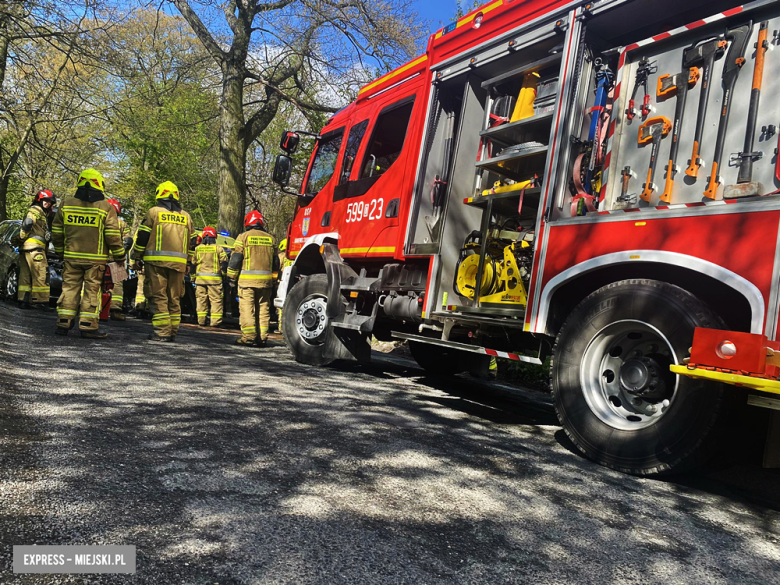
top-left (414, 0), bottom-right (462, 35)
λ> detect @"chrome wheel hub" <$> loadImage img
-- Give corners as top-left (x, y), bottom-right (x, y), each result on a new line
top-left (580, 320), bottom-right (678, 430)
top-left (296, 297), bottom-right (328, 345)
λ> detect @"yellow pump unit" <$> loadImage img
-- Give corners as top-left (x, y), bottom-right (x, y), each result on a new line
top-left (454, 236), bottom-right (530, 306)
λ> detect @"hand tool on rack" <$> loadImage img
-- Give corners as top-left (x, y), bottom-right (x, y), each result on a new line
top-left (725, 21), bottom-right (770, 199)
top-left (703, 22), bottom-right (753, 199)
top-left (683, 37), bottom-right (728, 179)
top-left (638, 116), bottom-right (672, 202)
top-left (626, 58), bottom-right (656, 121)
top-left (617, 166), bottom-right (637, 205)
top-left (571, 57), bottom-right (614, 216)
top-left (656, 66), bottom-right (700, 202)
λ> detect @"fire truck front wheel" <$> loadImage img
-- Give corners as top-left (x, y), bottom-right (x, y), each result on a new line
top-left (282, 274), bottom-right (340, 366)
top-left (551, 279), bottom-right (737, 476)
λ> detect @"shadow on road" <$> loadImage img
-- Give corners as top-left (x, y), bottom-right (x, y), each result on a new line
top-left (1, 300), bottom-right (779, 583)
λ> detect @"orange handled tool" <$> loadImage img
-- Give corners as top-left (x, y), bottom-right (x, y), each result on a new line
top-left (725, 20), bottom-right (769, 198)
top-left (703, 23), bottom-right (752, 199)
top-left (656, 67), bottom-right (699, 203)
top-left (638, 116), bottom-right (672, 202)
top-left (682, 38), bottom-right (728, 178)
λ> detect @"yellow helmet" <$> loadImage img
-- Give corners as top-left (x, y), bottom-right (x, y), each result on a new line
top-left (279, 238), bottom-right (287, 252)
top-left (77, 168), bottom-right (105, 191)
top-left (155, 181), bottom-right (179, 200)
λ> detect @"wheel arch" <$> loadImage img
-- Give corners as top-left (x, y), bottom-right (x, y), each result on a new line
top-left (276, 233), bottom-right (338, 304)
top-left (540, 251), bottom-right (764, 338)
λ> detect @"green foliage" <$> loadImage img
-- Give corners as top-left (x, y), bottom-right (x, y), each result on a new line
top-left (503, 357), bottom-right (551, 392)
top-left (102, 11), bottom-right (220, 227)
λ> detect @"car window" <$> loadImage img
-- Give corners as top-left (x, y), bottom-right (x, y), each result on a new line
top-left (339, 119), bottom-right (370, 185)
top-left (305, 128), bottom-right (345, 196)
top-left (7, 225), bottom-right (20, 242)
top-left (0, 223), bottom-right (11, 242)
top-left (360, 99), bottom-right (415, 179)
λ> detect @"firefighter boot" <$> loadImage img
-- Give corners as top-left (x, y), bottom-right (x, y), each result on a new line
top-left (20, 291), bottom-right (31, 310)
top-left (54, 318), bottom-right (76, 336)
top-left (148, 333), bottom-right (173, 342)
top-left (81, 329), bottom-right (108, 340)
top-left (110, 309), bottom-right (126, 321)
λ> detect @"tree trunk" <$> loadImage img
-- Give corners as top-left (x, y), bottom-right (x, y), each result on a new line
top-left (0, 174), bottom-right (10, 222)
top-left (217, 63), bottom-right (246, 238)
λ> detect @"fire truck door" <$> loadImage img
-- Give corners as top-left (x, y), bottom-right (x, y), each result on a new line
top-left (332, 96), bottom-right (418, 258)
top-left (289, 127), bottom-right (345, 258)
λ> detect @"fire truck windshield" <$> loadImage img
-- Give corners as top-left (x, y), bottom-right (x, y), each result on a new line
top-left (305, 128), bottom-right (344, 196)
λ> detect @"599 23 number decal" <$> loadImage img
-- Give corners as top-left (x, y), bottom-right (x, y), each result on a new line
top-left (346, 198), bottom-right (384, 223)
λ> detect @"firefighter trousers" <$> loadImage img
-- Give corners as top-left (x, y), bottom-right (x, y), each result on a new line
top-left (18, 249), bottom-right (49, 303)
top-left (134, 271), bottom-right (152, 311)
top-left (146, 263), bottom-right (184, 338)
top-left (111, 279), bottom-right (124, 310)
top-left (196, 284), bottom-right (223, 327)
top-left (57, 262), bottom-right (104, 331)
top-left (238, 286), bottom-right (271, 342)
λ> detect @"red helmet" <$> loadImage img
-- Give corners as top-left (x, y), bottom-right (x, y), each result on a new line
top-left (244, 210), bottom-right (265, 229)
top-left (34, 189), bottom-right (55, 206)
top-left (202, 226), bottom-right (217, 238)
top-left (107, 198), bottom-right (121, 215)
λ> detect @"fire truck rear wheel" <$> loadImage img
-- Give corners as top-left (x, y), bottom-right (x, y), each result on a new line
top-left (282, 274), bottom-right (340, 367)
top-left (408, 341), bottom-right (468, 376)
top-left (551, 279), bottom-right (737, 476)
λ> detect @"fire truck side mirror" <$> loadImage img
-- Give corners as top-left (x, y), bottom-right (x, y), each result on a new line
top-left (279, 131), bottom-right (300, 154)
top-left (273, 155), bottom-right (292, 187)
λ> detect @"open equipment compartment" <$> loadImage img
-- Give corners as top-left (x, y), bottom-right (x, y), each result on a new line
top-left (604, 7), bottom-right (780, 210)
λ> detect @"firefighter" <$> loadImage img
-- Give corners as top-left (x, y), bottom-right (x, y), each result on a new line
top-left (227, 210), bottom-right (279, 347)
top-left (131, 229), bottom-right (151, 315)
top-left (106, 198), bottom-right (133, 321)
top-left (16, 190), bottom-right (56, 309)
top-left (193, 226), bottom-right (227, 327)
top-left (275, 238), bottom-right (292, 332)
top-left (132, 181), bottom-right (194, 342)
top-left (51, 169), bottom-right (125, 338)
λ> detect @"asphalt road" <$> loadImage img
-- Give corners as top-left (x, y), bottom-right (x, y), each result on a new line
top-left (1, 301), bottom-right (779, 584)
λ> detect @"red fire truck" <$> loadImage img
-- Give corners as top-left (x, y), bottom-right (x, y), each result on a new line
top-left (272, 0), bottom-right (780, 475)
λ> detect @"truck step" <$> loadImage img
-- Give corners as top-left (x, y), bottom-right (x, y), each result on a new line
top-left (391, 332), bottom-right (542, 364)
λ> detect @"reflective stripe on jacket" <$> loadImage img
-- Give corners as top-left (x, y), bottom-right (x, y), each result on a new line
top-left (135, 206), bottom-right (194, 272)
top-left (227, 229), bottom-right (276, 288)
top-left (51, 198), bottom-right (125, 264)
top-left (193, 244), bottom-right (228, 285)
top-left (19, 205), bottom-right (49, 251)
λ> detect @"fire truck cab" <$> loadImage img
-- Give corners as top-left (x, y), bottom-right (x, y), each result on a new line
top-left (273, 0), bottom-right (780, 475)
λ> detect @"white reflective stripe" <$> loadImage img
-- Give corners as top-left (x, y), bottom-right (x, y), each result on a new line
top-left (196, 273), bottom-right (221, 278)
top-left (145, 250), bottom-right (187, 259)
top-left (241, 270), bottom-right (272, 275)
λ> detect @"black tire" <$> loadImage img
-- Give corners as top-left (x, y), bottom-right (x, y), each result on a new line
top-left (282, 274), bottom-right (342, 366)
top-left (408, 341), bottom-right (469, 376)
top-left (3, 265), bottom-right (19, 301)
top-left (551, 279), bottom-right (738, 476)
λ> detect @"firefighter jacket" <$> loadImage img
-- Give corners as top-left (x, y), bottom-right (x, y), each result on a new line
top-left (119, 217), bottom-right (131, 241)
top-left (227, 228), bottom-right (279, 288)
top-left (133, 202), bottom-right (195, 273)
top-left (193, 241), bottom-right (228, 285)
top-left (19, 204), bottom-right (49, 251)
top-left (51, 188), bottom-right (125, 265)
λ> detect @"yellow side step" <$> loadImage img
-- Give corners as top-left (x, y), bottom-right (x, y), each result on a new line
top-left (670, 365), bottom-right (780, 396)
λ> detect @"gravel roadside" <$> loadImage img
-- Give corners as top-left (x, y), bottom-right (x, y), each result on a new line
top-left (1, 301), bottom-right (779, 584)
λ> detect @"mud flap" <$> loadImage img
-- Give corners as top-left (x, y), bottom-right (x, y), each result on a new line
top-left (325, 330), bottom-right (371, 362)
